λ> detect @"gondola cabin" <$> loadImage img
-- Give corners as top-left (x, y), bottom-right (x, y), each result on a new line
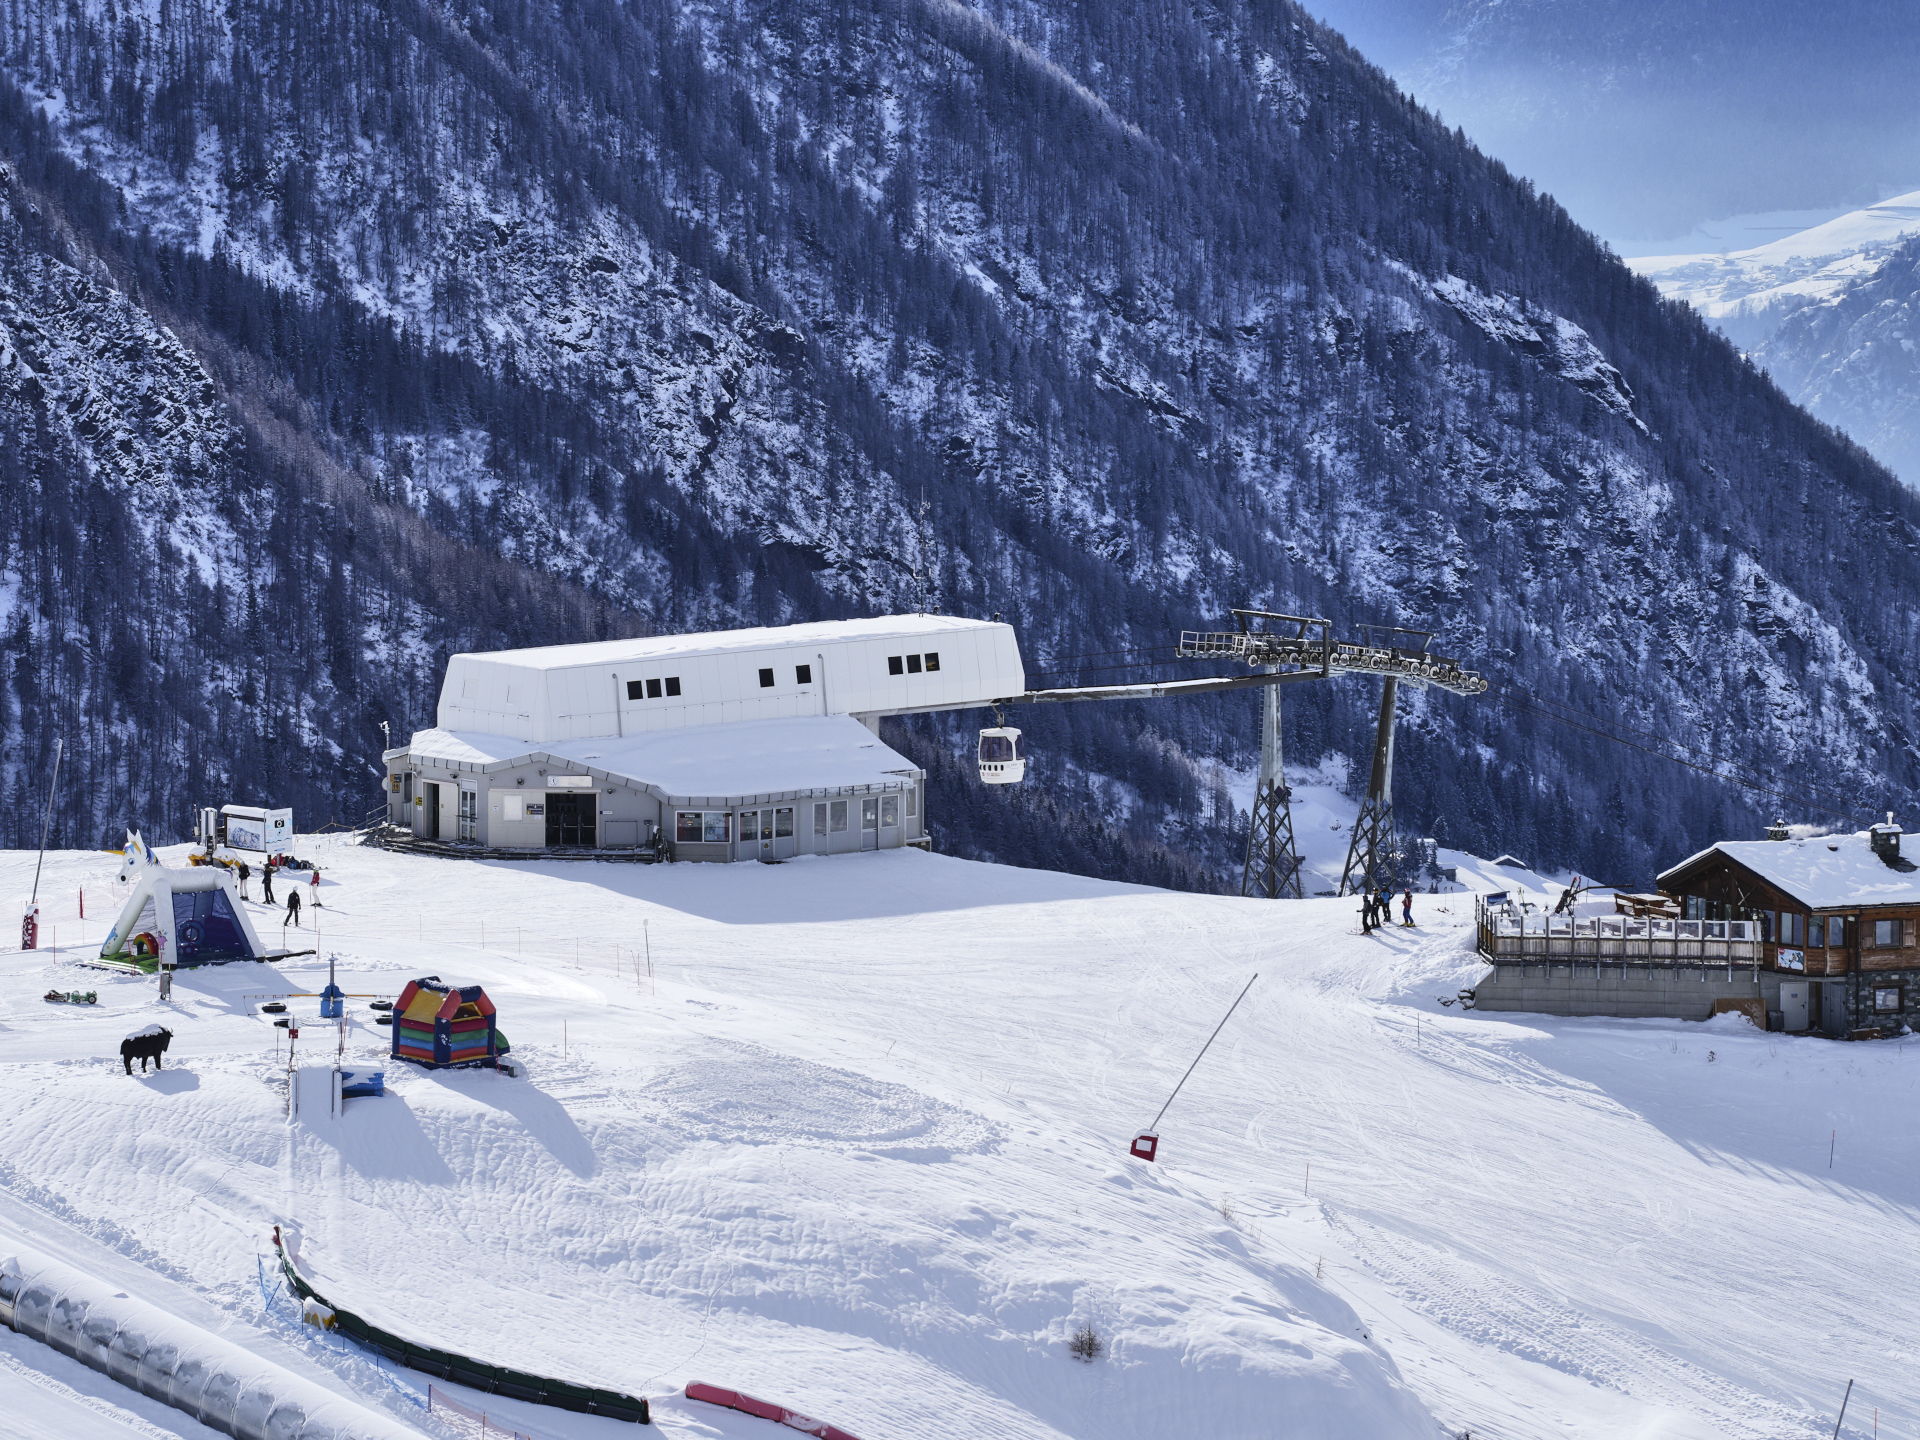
top-left (978, 727), bottom-right (1027, 784)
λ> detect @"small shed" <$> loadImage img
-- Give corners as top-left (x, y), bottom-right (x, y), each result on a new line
top-left (391, 977), bottom-right (501, 1070)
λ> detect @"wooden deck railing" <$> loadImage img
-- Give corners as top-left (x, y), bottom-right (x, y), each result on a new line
top-left (1475, 897), bottom-right (1764, 966)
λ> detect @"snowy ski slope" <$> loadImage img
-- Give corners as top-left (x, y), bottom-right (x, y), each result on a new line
top-left (0, 837), bottom-right (1910, 1439)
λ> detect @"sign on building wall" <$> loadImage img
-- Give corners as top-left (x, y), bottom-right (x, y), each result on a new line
top-left (547, 776), bottom-right (594, 789)
top-left (1777, 947), bottom-right (1805, 971)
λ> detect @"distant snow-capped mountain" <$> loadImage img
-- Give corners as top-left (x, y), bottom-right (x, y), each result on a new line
top-left (1629, 193), bottom-right (1920, 482)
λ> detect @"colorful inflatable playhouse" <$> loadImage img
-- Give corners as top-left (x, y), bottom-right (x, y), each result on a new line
top-left (391, 977), bottom-right (501, 1070)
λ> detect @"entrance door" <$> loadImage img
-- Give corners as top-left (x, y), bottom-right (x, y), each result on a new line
top-left (860, 797), bottom-right (879, 851)
top-left (1779, 980), bottom-right (1809, 1031)
top-left (457, 789), bottom-right (479, 841)
top-left (772, 806), bottom-right (794, 858)
top-left (424, 782), bottom-right (441, 839)
top-left (545, 793), bottom-right (597, 847)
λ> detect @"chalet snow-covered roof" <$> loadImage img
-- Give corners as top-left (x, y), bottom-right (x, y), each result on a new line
top-left (1658, 832), bottom-right (1920, 909)
top-left (403, 714), bottom-right (918, 801)
top-left (453, 614), bottom-right (999, 669)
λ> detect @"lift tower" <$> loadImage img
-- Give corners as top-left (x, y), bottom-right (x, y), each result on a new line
top-left (1178, 613), bottom-right (1487, 898)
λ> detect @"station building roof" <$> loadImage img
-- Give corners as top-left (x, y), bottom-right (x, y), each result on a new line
top-left (397, 714), bottom-right (920, 805)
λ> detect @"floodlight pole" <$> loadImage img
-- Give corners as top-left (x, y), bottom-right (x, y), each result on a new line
top-left (29, 736), bottom-right (63, 908)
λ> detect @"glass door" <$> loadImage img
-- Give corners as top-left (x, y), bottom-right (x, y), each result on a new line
top-left (772, 806), bottom-right (795, 858)
top-left (860, 797), bottom-right (879, 850)
top-left (457, 789), bottom-right (479, 841)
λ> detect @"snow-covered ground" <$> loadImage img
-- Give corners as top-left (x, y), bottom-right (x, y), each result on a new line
top-left (0, 837), bottom-right (1908, 1439)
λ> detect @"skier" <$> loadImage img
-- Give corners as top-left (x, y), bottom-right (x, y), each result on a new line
top-left (1360, 892), bottom-right (1375, 934)
top-left (285, 888), bottom-right (302, 928)
top-left (237, 860), bottom-right (251, 901)
top-left (1401, 887), bottom-right (1414, 927)
top-left (262, 860), bottom-right (275, 906)
top-left (309, 866), bottom-right (321, 908)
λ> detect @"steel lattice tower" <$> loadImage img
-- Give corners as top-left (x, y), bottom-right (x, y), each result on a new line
top-left (1339, 678), bottom-right (1401, 897)
top-left (1242, 667), bottom-right (1304, 898)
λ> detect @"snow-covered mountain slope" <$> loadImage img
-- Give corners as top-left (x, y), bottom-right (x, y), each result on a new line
top-left (1755, 238), bottom-right (1920, 488)
top-left (3, 0), bottom-right (1920, 892)
top-left (2, 838), bottom-right (1912, 1438)
top-left (1627, 195), bottom-right (1920, 482)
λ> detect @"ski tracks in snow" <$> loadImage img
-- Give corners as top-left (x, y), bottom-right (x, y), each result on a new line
top-left (1325, 1201), bottom-right (1823, 1438)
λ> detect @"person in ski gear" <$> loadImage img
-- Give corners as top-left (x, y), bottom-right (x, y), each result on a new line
top-left (285, 888), bottom-right (302, 927)
top-left (1361, 893), bottom-right (1376, 933)
top-left (309, 866), bottom-right (321, 907)
top-left (1401, 888), bottom-right (1414, 926)
top-left (262, 860), bottom-right (275, 906)
top-left (237, 860), bottom-right (251, 900)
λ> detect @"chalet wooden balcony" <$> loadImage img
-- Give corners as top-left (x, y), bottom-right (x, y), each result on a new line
top-left (1477, 901), bottom-right (1764, 966)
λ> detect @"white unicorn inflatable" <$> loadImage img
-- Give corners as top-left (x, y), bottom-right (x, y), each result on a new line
top-left (99, 830), bottom-right (277, 973)
top-left (114, 830), bottom-right (164, 884)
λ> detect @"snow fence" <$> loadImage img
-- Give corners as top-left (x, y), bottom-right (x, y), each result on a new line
top-left (273, 1230), bottom-right (650, 1424)
top-left (0, 1245), bottom-right (428, 1440)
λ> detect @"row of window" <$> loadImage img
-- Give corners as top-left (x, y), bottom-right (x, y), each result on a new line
top-left (630, 663), bottom-right (821, 700)
top-left (674, 793), bottom-right (912, 843)
top-left (887, 652), bottom-right (940, 675)
top-left (1685, 898), bottom-right (1918, 949)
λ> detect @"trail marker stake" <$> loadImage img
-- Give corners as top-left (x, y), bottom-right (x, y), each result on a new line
top-left (1129, 973), bottom-right (1258, 1161)
top-left (1832, 1378), bottom-right (1853, 1439)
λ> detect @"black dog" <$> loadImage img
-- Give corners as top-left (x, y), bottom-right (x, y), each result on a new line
top-left (121, 1026), bottom-right (173, 1074)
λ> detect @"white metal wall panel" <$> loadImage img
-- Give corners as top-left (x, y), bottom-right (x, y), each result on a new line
top-left (439, 620), bottom-right (1024, 743)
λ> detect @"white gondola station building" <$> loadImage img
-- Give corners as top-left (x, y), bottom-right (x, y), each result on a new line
top-left (382, 616), bottom-right (1027, 861)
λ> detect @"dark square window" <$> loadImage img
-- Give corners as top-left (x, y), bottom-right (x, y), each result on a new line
top-left (888, 656), bottom-right (904, 675)
top-left (647, 678), bottom-right (662, 699)
top-left (924, 651), bottom-right (940, 671)
top-left (1875, 984), bottom-right (1904, 1013)
top-left (665, 677), bottom-right (681, 696)
top-left (796, 664), bottom-right (812, 684)
top-left (906, 653), bottom-right (923, 674)
top-left (758, 667), bottom-right (775, 688)
top-left (626, 680), bottom-right (645, 700)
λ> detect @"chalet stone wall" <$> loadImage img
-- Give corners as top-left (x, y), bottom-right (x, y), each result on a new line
top-left (1471, 964), bottom-right (1782, 1022)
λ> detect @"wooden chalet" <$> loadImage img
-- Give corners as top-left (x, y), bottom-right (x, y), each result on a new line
top-left (1655, 821), bottom-right (1920, 1035)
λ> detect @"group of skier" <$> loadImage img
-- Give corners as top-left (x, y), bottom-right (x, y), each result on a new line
top-left (1360, 884), bottom-right (1414, 934)
top-left (232, 856), bottom-right (311, 926)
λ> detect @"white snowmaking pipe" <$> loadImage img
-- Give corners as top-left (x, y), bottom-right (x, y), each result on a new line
top-left (0, 1246), bottom-right (429, 1440)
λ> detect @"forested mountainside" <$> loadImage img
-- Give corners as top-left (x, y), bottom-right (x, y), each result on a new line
top-left (1298, 0), bottom-right (1920, 242)
top-left (0, 0), bottom-right (1916, 890)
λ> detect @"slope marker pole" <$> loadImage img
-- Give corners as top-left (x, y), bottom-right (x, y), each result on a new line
top-left (1146, 973), bottom-right (1259, 1135)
